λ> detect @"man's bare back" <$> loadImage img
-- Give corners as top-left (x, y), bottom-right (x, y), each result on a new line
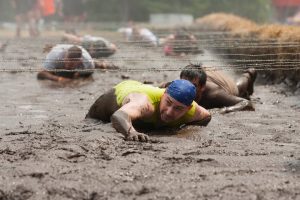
top-left (179, 64), bottom-right (257, 113)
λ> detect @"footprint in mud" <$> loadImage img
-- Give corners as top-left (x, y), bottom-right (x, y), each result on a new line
top-left (163, 155), bottom-right (218, 166)
top-left (271, 132), bottom-right (292, 143)
top-left (56, 151), bottom-right (87, 163)
top-left (81, 118), bottom-right (105, 132)
top-left (121, 149), bottom-right (142, 156)
top-left (20, 171), bottom-right (49, 179)
top-left (290, 101), bottom-right (300, 110)
top-left (0, 147), bottom-right (35, 162)
top-left (286, 159), bottom-right (300, 173)
top-left (215, 183), bottom-right (251, 198)
top-left (54, 144), bottom-right (88, 163)
top-left (175, 126), bottom-right (217, 146)
top-left (135, 185), bottom-right (156, 196)
top-left (47, 187), bottom-right (88, 200)
top-left (119, 185), bottom-right (156, 197)
top-left (1, 185), bottom-right (33, 200)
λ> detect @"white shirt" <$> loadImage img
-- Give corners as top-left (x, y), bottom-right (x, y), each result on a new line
top-left (43, 44), bottom-right (95, 75)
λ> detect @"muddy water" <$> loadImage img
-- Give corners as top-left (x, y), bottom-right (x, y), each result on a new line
top-left (0, 35), bottom-right (299, 200)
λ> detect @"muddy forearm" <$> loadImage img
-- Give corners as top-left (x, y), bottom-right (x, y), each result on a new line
top-left (37, 71), bottom-right (72, 82)
top-left (94, 60), bottom-right (119, 70)
top-left (37, 71), bottom-right (59, 81)
top-left (222, 99), bottom-right (254, 113)
top-left (110, 110), bottom-right (134, 137)
top-left (186, 115), bottom-right (211, 127)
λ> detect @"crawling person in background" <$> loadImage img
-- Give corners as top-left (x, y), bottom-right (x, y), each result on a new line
top-left (86, 80), bottom-right (211, 142)
top-left (37, 44), bottom-right (95, 83)
top-left (62, 32), bottom-right (117, 58)
top-left (118, 22), bottom-right (158, 46)
top-left (163, 29), bottom-right (201, 56)
top-left (129, 26), bottom-right (158, 47)
top-left (160, 64), bottom-right (257, 114)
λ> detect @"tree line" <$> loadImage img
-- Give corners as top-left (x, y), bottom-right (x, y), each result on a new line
top-left (0, 0), bottom-right (272, 23)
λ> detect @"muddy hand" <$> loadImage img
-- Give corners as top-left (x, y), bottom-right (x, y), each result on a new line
top-left (58, 77), bottom-right (73, 85)
top-left (219, 107), bottom-right (229, 114)
top-left (126, 130), bottom-right (149, 142)
top-left (208, 107), bottom-right (230, 114)
top-left (208, 108), bottom-right (222, 114)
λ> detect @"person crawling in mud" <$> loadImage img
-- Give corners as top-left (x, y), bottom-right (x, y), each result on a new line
top-left (86, 80), bottom-right (211, 142)
top-left (37, 44), bottom-right (95, 83)
top-left (62, 32), bottom-right (117, 58)
top-left (160, 64), bottom-right (257, 114)
top-left (37, 44), bottom-right (118, 84)
top-left (163, 29), bottom-right (201, 56)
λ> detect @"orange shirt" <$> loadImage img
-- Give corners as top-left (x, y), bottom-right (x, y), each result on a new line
top-left (40, 0), bottom-right (55, 16)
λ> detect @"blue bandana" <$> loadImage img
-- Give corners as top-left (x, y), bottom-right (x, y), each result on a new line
top-left (166, 79), bottom-right (196, 106)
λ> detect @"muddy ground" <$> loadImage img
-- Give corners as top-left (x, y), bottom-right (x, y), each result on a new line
top-left (0, 31), bottom-right (299, 200)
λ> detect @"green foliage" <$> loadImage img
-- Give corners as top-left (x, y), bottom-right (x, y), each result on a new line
top-left (87, 0), bottom-right (272, 23)
top-left (0, 0), bottom-right (272, 23)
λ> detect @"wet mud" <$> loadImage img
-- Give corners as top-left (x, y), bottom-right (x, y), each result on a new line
top-left (0, 33), bottom-right (299, 200)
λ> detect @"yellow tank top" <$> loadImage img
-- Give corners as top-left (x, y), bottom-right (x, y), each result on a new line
top-left (114, 80), bottom-right (197, 128)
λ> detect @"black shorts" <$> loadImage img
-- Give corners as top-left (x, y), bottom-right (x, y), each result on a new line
top-left (86, 89), bottom-right (119, 122)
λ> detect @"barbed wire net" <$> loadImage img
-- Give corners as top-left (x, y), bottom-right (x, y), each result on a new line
top-left (1, 30), bottom-right (300, 74)
top-left (1, 27), bottom-right (300, 129)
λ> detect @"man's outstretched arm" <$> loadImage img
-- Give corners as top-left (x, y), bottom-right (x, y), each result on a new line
top-left (37, 70), bottom-right (72, 83)
top-left (110, 93), bottom-right (153, 142)
top-left (37, 70), bottom-right (61, 81)
top-left (209, 90), bottom-right (254, 114)
top-left (219, 98), bottom-right (254, 114)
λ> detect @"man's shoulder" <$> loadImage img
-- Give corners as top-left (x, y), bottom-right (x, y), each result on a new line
top-left (205, 81), bottom-right (222, 91)
top-left (46, 45), bottom-right (67, 58)
top-left (53, 44), bottom-right (73, 49)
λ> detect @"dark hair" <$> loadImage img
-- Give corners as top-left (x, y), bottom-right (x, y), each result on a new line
top-left (180, 63), bottom-right (207, 86)
top-left (174, 28), bottom-right (191, 40)
top-left (83, 40), bottom-right (114, 58)
top-left (67, 45), bottom-right (82, 59)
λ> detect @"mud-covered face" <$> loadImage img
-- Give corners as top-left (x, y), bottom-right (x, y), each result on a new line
top-left (159, 93), bottom-right (191, 123)
top-left (181, 76), bottom-right (205, 102)
top-left (64, 57), bottom-right (83, 70)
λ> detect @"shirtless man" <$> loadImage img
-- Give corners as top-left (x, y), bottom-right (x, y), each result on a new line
top-left (161, 64), bottom-right (257, 114)
top-left (163, 29), bottom-right (201, 56)
top-left (86, 80), bottom-right (211, 142)
top-left (37, 44), bottom-right (94, 83)
top-left (62, 32), bottom-right (117, 58)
